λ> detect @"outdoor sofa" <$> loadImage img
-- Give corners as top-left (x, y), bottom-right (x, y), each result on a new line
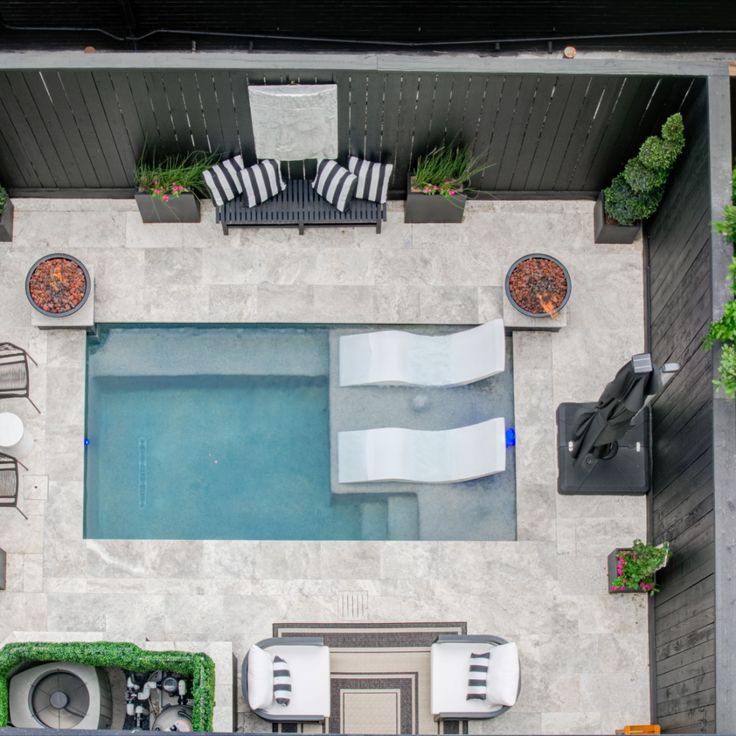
top-left (242, 637), bottom-right (330, 723)
top-left (430, 634), bottom-right (520, 720)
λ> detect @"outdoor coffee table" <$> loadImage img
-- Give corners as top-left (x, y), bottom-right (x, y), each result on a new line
top-left (0, 411), bottom-right (33, 458)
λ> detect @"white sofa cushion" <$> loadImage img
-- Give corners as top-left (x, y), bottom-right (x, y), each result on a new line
top-left (260, 644), bottom-right (330, 719)
top-left (431, 642), bottom-right (496, 715)
top-left (485, 643), bottom-right (520, 707)
top-left (247, 644), bottom-right (275, 710)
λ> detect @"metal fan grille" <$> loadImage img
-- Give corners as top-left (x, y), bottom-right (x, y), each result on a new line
top-left (32, 671), bottom-right (90, 729)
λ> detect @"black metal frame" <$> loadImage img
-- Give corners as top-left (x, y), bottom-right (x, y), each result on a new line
top-left (0, 451), bottom-right (29, 520)
top-left (0, 342), bottom-right (40, 413)
top-left (431, 634), bottom-right (521, 721)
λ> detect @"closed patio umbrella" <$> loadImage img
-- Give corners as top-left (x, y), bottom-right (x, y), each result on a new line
top-left (570, 352), bottom-right (679, 466)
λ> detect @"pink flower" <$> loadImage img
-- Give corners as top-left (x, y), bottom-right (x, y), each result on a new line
top-left (162, 194), bottom-right (169, 202)
top-left (449, 190), bottom-right (456, 196)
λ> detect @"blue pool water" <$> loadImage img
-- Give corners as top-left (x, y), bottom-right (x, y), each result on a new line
top-left (85, 325), bottom-right (516, 541)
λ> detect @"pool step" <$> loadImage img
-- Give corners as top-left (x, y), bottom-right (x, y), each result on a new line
top-left (387, 494), bottom-right (419, 540)
top-left (360, 500), bottom-right (388, 540)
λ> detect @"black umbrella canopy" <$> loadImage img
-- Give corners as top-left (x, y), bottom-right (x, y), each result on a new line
top-left (570, 353), bottom-right (658, 463)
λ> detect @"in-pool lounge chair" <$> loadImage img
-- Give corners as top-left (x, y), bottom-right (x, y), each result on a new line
top-left (338, 417), bottom-right (506, 484)
top-left (339, 319), bottom-right (505, 387)
top-left (431, 634), bottom-right (520, 720)
top-left (242, 637), bottom-right (330, 723)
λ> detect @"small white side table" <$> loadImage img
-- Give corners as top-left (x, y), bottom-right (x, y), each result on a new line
top-left (0, 412), bottom-right (33, 459)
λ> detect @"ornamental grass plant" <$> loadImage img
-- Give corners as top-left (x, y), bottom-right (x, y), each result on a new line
top-left (412, 144), bottom-right (489, 200)
top-left (0, 186), bottom-right (8, 215)
top-left (611, 539), bottom-right (670, 595)
top-left (603, 113), bottom-right (685, 226)
top-left (135, 150), bottom-right (220, 202)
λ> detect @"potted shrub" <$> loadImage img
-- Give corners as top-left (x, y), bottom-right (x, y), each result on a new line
top-left (595, 113), bottom-right (685, 244)
top-left (704, 170), bottom-right (736, 397)
top-left (505, 253), bottom-right (571, 318)
top-left (0, 185), bottom-right (13, 242)
top-left (608, 539), bottom-right (670, 595)
top-left (135, 150), bottom-right (220, 223)
top-left (404, 144), bottom-right (487, 224)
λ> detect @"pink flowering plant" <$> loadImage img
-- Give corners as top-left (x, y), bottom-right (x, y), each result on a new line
top-left (135, 150), bottom-right (220, 203)
top-left (412, 143), bottom-right (489, 203)
top-left (611, 540), bottom-right (670, 595)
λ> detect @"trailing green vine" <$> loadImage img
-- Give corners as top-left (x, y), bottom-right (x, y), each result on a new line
top-left (0, 641), bottom-right (215, 730)
top-left (704, 169), bottom-right (736, 397)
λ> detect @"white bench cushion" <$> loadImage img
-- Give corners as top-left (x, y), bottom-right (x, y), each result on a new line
top-left (259, 644), bottom-right (331, 718)
top-left (247, 644), bottom-right (274, 710)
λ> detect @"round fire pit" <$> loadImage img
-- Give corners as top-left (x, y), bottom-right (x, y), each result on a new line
top-left (505, 253), bottom-right (571, 318)
top-left (25, 253), bottom-right (91, 317)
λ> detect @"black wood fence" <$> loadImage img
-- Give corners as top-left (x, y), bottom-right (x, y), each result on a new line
top-left (0, 68), bottom-right (694, 197)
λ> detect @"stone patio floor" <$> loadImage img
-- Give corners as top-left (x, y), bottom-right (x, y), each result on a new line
top-left (0, 197), bottom-right (649, 734)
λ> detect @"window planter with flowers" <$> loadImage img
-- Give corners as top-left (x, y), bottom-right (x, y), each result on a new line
top-left (607, 539), bottom-right (670, 595)
top-left (404, 144), bottom-right (488, 224)
top-left (134, 150), bottom-right (220, 223)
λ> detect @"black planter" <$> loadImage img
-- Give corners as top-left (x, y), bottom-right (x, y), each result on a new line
top-left (404, 175), bottom-right (467, 224)
top-left (135, 192), bottom-right (201, 223)
top-left (25, 253), bottom-right (91, 317)
top-left (0, 199), bottom-right (14, 242)
top-left (505, 253), bottom-right (572, 318)
top-left (0, 547), bottom-right (6, 590)
top-left (594, 191), bottom-right (641, 244)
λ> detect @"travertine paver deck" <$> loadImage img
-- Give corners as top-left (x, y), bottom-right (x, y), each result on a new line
top-left (0, 197), bottom-right (648, 734)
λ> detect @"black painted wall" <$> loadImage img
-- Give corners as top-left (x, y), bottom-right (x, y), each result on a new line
top-left (1, 0), bottom-right (736, 51)
top-left (646, 79), bottom-right (716, 732)
top-left (0, 68), bottom-right (693, 198)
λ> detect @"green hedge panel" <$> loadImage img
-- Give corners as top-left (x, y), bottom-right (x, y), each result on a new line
top-left (0, 641), bottom-right (215, 730)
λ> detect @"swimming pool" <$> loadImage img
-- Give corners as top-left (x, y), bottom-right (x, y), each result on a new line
top-left (85, 325), bottom-right (516, 541)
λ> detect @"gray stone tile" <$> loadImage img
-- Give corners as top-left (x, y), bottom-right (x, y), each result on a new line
top-left (208, 285), bottom-right (258, 320)
top-left (372, 285), bottom-right (421, 322)
top-left (255, 284), bottom-right (315, 321)
top-left (313, 286), bottom-right (375, 322)
top-left (418, 286), bottom-right (479, 322)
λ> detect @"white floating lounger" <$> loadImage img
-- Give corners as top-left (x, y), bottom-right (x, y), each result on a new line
top-left (338, 417), bottom-right (506, 484)
top-left (339, 319), bottom-right (505, 387)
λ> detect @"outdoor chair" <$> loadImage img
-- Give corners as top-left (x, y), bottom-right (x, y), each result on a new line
top-left (338, 417), bottom-right (506, 484)
top-left (339, 320), bottom-right (505, 387)
top-left (242, 636), bottom-right (330, 722)
top-left (0, 343), bottom-right (40, 413)
top-left (430, 634), bottom-right (520, 720)
top-left (0, 452), bottom-right (28, 520)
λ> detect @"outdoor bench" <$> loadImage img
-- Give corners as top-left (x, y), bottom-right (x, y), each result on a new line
top-left (216, 178), bottom-right (386, 235)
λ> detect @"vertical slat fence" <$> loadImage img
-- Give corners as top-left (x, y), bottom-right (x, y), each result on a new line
top-left (0, 68), bottom-right (695, 197)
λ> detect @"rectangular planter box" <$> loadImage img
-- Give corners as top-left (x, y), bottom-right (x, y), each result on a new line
top-left (0, 200), bottom-right (14, 242)
top-left (135, 192), bottom-right (201, 223)
top-left (594, 191), bottom-right (641, 244)
top-left (404, 175), bottom-right (467, 224)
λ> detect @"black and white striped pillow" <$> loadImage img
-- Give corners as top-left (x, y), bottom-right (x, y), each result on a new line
top-left (272, 655), bottom-right (292, 706)
top-left (202, 155), bottom-right (245, 207)
top-left (239, 159), bottom-right (286, 208)
top-left (312, 160), bottom-right (358, 213)
top-left (348, 156), bottom-right (393, 204)
top-left (466, 651), bottom-right (490, 700)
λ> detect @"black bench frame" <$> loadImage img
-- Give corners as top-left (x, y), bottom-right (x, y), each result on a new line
top-left (217, 178), bottom-right (386, 235)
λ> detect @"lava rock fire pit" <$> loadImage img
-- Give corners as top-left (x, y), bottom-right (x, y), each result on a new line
top-left (505, 253), bottom-right (571, 319)
top-left (25, 253), bottom-right (91, 317)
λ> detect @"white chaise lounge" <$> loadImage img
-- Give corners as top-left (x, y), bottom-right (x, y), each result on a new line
top-left (431, 634), bottom-right (520, 720)
top-left (243, 637), bottom-right (330, 723)
top-left (337, 417), bottom-right (506, 484)
top-left (339, 319), bottom-right (505, 387)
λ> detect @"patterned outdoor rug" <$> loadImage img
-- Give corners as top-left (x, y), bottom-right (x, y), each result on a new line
top-left (271, 622), bottom-right (468, 735)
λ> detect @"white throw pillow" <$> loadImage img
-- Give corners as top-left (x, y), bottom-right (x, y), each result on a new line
top-left (485, 642), bottom-right (520, 707)
top-left (247, 644), bottom-right (274, 710)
